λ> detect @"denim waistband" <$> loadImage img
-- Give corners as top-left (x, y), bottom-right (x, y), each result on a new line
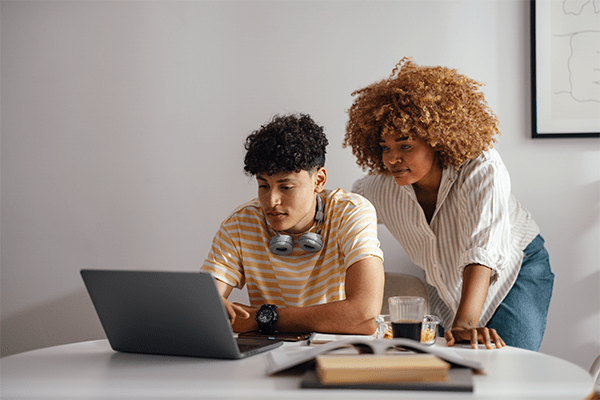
top-left (524, 234), bottom-right (545, 257)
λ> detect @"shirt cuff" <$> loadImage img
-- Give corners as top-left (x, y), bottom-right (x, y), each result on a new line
top-left (200, 265), bottom-right (244, 289)
top-left (458, 248), bottom-right (500, 285)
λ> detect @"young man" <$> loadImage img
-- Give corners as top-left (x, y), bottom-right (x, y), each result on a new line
top-left (201, 113), bottom-right (384, 335)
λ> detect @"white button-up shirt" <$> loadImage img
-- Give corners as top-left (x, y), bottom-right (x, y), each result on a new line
top-left (353, 149), bottom-right (539, 328)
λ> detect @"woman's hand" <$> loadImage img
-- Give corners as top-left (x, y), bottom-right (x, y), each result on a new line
top-left (447, 264), bottom-right (506, 349)
top-left (445, 325), bottom-right (506, 349)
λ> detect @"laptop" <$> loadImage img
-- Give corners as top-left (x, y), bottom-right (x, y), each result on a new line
top-left (80, 269), bottom-right (283, 359)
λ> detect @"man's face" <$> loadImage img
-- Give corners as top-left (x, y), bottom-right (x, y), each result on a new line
top-left (379, 135), bottom-right (440, 188)
top-left (257, 169), bottom-right (324, 234)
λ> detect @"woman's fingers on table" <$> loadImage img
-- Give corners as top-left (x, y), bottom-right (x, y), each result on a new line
top-left (489, 328), bottom-right (506, 348)
top-left (470, 328), bottom-right (479, 349)
top-left (444, 330), bottom-right (456, 346)
top-left (481, 328), bottom-right (495, 349)
top-left (445, 326), bottom-right (506, 349)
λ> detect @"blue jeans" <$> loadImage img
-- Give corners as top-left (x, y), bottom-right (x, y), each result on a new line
top-left (486, 235), bottom-right (554, 351)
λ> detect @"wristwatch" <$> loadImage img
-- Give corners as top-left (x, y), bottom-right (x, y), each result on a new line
top-left (256, 304), bottom-right (278, 334)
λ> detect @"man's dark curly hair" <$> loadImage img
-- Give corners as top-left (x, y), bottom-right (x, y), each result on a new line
top-left (343, 57), bottom-right (500, 173)
top-left (244, 113), bottom-right (328, 176)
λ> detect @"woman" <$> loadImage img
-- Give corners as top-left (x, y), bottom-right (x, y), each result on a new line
top-left (343, 58), bottom-right (554, 351)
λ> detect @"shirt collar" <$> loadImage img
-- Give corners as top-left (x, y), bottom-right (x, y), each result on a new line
top-left (437, 166), bottom-right (459, 207)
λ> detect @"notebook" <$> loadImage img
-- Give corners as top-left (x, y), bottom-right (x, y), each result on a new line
top-left (80, 269), bottom-right (283, 359)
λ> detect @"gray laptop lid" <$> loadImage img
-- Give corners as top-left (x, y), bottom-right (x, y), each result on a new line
top-left (80, 269), bottom-right (282, 359)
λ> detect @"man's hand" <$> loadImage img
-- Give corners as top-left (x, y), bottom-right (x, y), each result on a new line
top-left (212, 279), bottom-right (252, 328)
top-left (230, 303), bottom-right (258, 333)
top-left (445, 325), bottom-right (506, 349)
top-left (222, 297), bottom-right (250, 325)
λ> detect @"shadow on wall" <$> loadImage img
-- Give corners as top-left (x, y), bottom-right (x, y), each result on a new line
top-left (1, 289), bottom-right (105, 357)
top-left (550, 268), bottom-right (600, 369)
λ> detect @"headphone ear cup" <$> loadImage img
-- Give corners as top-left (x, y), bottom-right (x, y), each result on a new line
top-left (269, 234), bottom-right (294, 255)
top-left (298, 232), bottom-right (323, 253)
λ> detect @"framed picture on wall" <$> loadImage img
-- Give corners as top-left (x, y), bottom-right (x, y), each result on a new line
top-left (530, 0), bottom-right (600, 138)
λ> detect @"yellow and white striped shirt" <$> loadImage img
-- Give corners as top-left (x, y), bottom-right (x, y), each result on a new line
top-left (201, 188), bottom-right (383, 308)
top-left (353, 149), bottom-right (539, 328)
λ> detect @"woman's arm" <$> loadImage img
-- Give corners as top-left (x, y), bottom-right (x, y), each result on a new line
top-left (444, 264), bottom-right (505, 349)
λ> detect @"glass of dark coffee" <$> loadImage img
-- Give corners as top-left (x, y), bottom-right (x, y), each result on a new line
top-left (388, 296), bottom-right (426, 341)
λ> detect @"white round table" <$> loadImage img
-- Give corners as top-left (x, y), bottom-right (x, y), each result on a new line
top-left (0, 339), bottom-right (594, 399)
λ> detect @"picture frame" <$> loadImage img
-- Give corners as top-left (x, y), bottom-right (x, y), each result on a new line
top-left (530, 0), bottom-right (600, 138)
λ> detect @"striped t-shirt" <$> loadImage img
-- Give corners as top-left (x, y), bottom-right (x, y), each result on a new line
top-left (201, 188), bottom-right (383, 308)
top-left (353, 149), bottom-right (539, 328)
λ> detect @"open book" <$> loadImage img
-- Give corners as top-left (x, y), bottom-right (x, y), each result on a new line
top-left (266, 337), bottom-right (483, 375)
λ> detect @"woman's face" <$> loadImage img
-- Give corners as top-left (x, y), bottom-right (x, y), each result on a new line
top-left (379, 135), bottom-right (441, 188)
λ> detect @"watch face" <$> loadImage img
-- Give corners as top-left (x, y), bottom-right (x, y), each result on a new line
top-left (256, 305), bottom-right (277, 334)
top-left (258, 310), bottom-right (272, 323)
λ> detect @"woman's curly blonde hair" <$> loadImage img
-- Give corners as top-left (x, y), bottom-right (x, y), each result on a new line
top-left (343, 58), bottom-right (500, 173)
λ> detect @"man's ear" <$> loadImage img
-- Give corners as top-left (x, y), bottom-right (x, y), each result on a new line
top-left (314, 167), bottom-right (327, 192)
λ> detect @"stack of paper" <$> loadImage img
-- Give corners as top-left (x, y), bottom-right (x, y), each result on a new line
top-left (266, 337), bottom-right (483, 375)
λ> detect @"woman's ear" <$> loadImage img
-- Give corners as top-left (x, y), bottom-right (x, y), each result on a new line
top-left (314, 167), bottom-right (327, 193)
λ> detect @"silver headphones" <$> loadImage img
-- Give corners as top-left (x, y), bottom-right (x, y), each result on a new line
top-left (269, 195), bottom-right (325, 256)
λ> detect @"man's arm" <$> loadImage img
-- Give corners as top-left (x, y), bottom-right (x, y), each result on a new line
top-left (230, 256), bottom-right (385, 335)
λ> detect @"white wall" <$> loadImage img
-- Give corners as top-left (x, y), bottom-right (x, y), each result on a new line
top-left (1, 0), bottom-right (598, 371)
